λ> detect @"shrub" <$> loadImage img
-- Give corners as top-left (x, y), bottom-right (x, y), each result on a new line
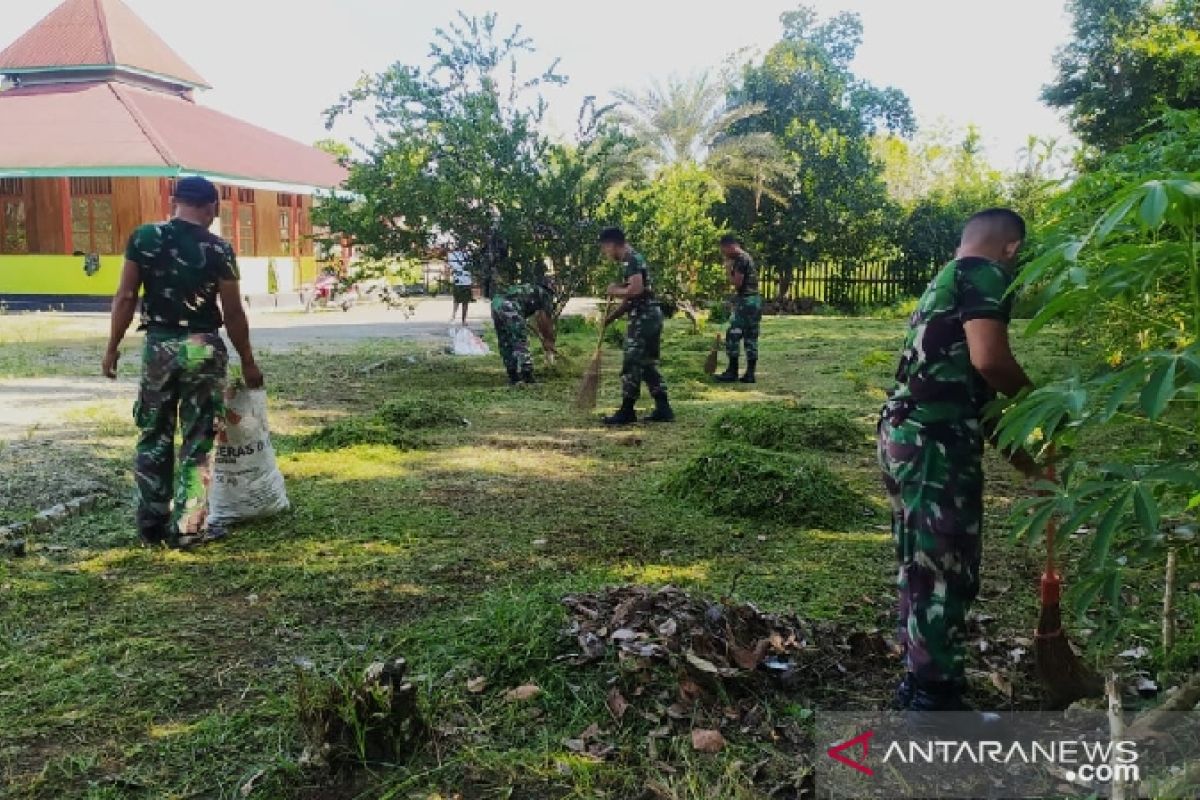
top-left (710, 401), bottom-right (866, 453)
top-left (662, 442), bottom-right (864, 528)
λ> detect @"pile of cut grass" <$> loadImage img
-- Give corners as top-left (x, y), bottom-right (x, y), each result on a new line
top-left (662, 441), bottom-right (864, 528)
top-left (710, 400), bottom-right (865, 453)
top-left (302, 398), bottom-right (467, 451)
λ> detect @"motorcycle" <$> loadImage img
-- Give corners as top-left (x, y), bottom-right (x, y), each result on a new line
top-left (303, 273), bottom-right (357, 313)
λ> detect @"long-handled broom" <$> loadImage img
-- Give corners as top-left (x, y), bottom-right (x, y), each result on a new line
top-left (1036, 476), bottom-right (1104, 708)
top-left (703, 333), bottom-right (722, 375)
top-left (575, 303), bottom-right (612, 411)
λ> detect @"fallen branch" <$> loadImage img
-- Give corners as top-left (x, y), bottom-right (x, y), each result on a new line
top-left (1127, 672), bottom-right (1200, 739)
top-left (1107, 673), bottom-right (1130, 800)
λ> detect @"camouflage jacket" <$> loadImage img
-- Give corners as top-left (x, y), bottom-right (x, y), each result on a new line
top-left (882, 257), bottom-right (1015, 426)
top-left (729, 251), bottom-right (759, 296)
top-left (498, 283), bottom-right (554, 318)
top-left (126, 219), bottom-right (238, 333)
top-left (621, 249), bottom-right (655, 311)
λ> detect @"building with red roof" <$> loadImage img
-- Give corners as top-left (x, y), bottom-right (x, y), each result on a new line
top-left (0, 0), bottom-right (348, 308)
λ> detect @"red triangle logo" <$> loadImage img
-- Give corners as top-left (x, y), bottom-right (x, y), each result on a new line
top-left (826, 729), bottom-right (875, 776)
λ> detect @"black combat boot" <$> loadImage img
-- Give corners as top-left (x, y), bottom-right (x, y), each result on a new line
top-left (603, 399), bottom-right (638, 426)
top-left (904, 679), bottom-right (1008, 739)
top-left (506, 366), bottom-right (520, 386)
top-left (739, 358), bottom-right (758, 384)
top-left (893, 671), bottom-right (917, 710)
top-left (715, 356), bottom-right (739, 383)
top-left (520, 368), bottom-right (536, 385)
top-left (646, 394), bottom-right (675, 423)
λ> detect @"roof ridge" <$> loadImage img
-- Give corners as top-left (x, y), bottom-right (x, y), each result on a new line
top-left (93, 0), bottom-right (115, 65)
top-left (107, 82), bottom-right (175, 168)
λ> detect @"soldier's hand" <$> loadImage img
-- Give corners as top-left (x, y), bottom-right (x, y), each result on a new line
top-left (242, 362), bottom-right (265, 389)
top-left (101, 348), bottom-right (120, 379)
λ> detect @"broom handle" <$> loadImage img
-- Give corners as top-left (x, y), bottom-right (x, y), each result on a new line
top-left (594, 300), bottom-right (613, 353)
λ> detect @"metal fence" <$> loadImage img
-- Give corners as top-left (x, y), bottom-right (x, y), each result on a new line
top-left (759, 260), bottom-right (938, 309)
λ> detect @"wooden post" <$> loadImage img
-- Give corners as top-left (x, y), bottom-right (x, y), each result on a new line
top-left (1163, 548), bottom-right (1178, 654)
top-left (59, 177), bottom-right (72, 254)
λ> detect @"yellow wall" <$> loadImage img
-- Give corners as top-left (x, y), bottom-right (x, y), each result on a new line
top-left (0, 255), bottom-right (122, 295)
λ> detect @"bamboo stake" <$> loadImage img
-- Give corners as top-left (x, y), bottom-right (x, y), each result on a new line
top-left (1163, 547), bottom-right (1178, 655)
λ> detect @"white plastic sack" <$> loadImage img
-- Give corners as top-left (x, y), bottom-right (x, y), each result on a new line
top-left (449, 326), bottom-right (491, 356)
top-left (209, 387), bottom-right (289, 526)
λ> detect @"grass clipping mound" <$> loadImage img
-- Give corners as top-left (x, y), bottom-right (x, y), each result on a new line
top-left (664, 441), bottom-right (863, 528)
top-left (304, 398), bottom-right (468, 451)
top-left (711, 401), bottom-right (864, 452)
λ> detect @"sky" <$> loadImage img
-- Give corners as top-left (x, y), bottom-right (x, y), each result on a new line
top-left (6, 0), bottom-right (1074, 169)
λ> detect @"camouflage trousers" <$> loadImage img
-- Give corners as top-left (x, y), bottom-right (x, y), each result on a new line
top-left (134, 331), bottom-right (228, 539)
top-left (490, 296), bottom-right (531, 374)
top-left (877, 415), bottom-right (985, 684)
top-left (621, 304), bottom-right (667, 402)
top-left (726, 293), bottom-right (763, 361)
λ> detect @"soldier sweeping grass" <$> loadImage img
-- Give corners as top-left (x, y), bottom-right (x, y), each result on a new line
top-left (879, 208), bottom-right (1053, 721)
top-left (490, 275), bottom-right (557, 386)
top-left (103, 176), bottom-right (262, 549)
top-left (599, 227), bottom-right (674, 426)
top-left (714, 234), bottom-right (762, 384)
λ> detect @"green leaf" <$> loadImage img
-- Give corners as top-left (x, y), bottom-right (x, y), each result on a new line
top-left (1139, 358), bottom-right (1178, 420)
top-left (1131, 483), bottom-right (1160, 537)
top-left (1092, 190), bottom-right (1142, 245)
top-left (1138, 182), bottom-right (1168, 229)
top-left (1101, 366), bottom-right (1146, 421)
top-left (1089, 487), bottom-right (1131, 567)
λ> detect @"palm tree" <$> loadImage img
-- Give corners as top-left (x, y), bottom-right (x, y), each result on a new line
top-left (613, 72), bottom-right (792, 209)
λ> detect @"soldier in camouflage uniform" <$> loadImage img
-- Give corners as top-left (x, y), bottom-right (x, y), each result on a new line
top-left (714, 235), bottom-right (762, 384)
top-left (490, 277), bottom-right (557, 385)
top-left (599, 227), bottom-right (674, 425)
top-left (103, 176), bottom-right (262, 549)
top-left (879, 208), bottom-right (1046, 713)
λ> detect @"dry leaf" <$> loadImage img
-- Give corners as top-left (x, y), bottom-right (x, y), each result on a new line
top-left (990, 671), bottom-right (1013, 698)
top-left (730, 639), bottom-right (769, 670)
top-left (691, 728), bottom-right (726, 753)
top-left (563, 738), bottom-right (586, 752)
top-left (466, 676), bottom-right (487, 694)
top-left (504, 683), bottom-right (541, 702)
top-left (607, 687), bottom-right (629, 720)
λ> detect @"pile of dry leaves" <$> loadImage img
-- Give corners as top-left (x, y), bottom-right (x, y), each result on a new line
top-left (559, 585), bottom-right (895, 766)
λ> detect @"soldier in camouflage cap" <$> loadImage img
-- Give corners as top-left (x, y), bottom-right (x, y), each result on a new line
top-left (103, 176), bottom-right (262, 549)
top-left (714, 234), bottom-right (762, 384)
top-left (490, 276), bottom-right (557, 385)
top-left (878, 208), bottom-right (1048, 714)
top-left (599, 227), bottom-right (674, 426)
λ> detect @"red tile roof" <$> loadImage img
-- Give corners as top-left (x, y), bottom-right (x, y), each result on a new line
top-left (0, 0), bottom-right (210, 89)
top-left (0, 81), bottom-right (347, 190)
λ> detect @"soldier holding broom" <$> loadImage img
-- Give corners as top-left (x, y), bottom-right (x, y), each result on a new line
top-left (878, 208), bottom-right (1051, 718)
top-left (599, 227), bottom-right (674, 426)
top-left (491, 275), bottom-right (557, 386)
top-left (714, 235), bottom-right (762, 384)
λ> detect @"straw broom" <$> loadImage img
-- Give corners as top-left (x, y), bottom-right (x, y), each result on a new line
top-left (1035, 482), bottom-right (1104, 708)
top-left (703, 333), bottom-right (722, 375)
top-left (575, 303), bottom-right (612, 411)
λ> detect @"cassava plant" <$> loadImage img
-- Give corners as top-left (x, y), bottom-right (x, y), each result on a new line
top-left (996, 173), bottom-right (1200, 647)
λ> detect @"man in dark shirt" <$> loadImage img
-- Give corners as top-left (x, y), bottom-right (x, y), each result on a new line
top-left (879, 208), bottom-right (1047, 714)
top-left (103, 176), bottom-right (262, 548)
top-left (714, 234), bottom-right (762, 384)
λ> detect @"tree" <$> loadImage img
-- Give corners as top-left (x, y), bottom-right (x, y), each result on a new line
top-left (723, 5), bottom-right (915, 298)
top-left (313, 138), bottom-right (352, 161)
top-left (613, 72), bottom-right (791, 206)
top-left (315, 13), bottom-right (624, 308)
top-left (995, 113), bottom-right (1200, 640)
top-left (604, 163), bottom-right (726, 301)
top-left (1044, 0), bottom-right (1200, 152)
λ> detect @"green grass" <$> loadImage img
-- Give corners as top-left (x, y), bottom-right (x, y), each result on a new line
top-left (0, 314), bottom-right (1192, 799)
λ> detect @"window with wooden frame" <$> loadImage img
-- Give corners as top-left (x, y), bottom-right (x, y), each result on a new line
top-left (0, 179), bottom-right (27, 254)
top-left (69, 177), bottom-right (114, 254)
top-left (277, 193), bottom-right (297, 256)
top-left (235, 188), bottom-right (256, 257)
